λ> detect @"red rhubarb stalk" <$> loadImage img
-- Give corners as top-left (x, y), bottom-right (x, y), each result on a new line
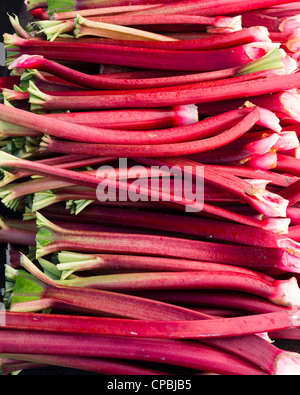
top-left (5, 35), bottom-right (278, 72)
top-left (280, 179), bottom-right (300, 205)
top-left (0, 353), bottom-right (168, 375)
top-left (39, 108), bottom-right (261, 155)
top-left (14, 257), bottom-right (298, 374)
top-left (1, 308), bottom-right (300, 341)
top-left (128, 0), bottom-right (300, 16)
top-left (37, 25), bottom-right (272, 50)
top-left (136, 156), bottom-right (289, 218)
top-left (47, 0), bottom-right (170, 13)
top-left (53, 269), bottom-right (300, 306)
top-left (0, 329), bottom-right (267, 375)
top-left (202, 164), bottom-right (298, 187)
top-left (276, 154), bottom-right (300, 176)
top-left (69, 205), bottom-right (290, 247)
top-left (8, 64), bottom-right (300, 110)
top-left (44, 106), bottom-right (199, 129)
top-left (53, 4), bottom-right (164, 20)
top-left (34, 213), bottom-right (300, 275)
top-left (0, 102), bottom-right (256, 145)
top-left (145, 290), bottom-right (292, 315)
top-left (289, 225), bottom-right (300, 241)
top-left (10, 49), bottom-right (283, 90)
top-left (26, 70), bottom-right (283, 112)
top-left (54, 252), bottom-right (271, 273)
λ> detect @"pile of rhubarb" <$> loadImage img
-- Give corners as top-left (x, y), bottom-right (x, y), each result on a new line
top-left (2, 0), bottom-right (300, 376)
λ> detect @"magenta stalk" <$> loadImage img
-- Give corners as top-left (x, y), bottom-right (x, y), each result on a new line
top-left (55, 269), bottom-right (300, 306)
top-left (35, 214), bottom-right (300, 275)
top-left (0, 353), bottom-right (168, 375)
top-left (40, 108), bottom-right (261, 156)
top-left (8, 37), bottom-right (279, 89)
top-left (12, 258), bottom-right (297, 374)
top-left (128, 0), bottom-right (300, 16)
top-left (276, 154), bottom-right (300, 176)
top-left (136, 156), bottom-right (289, 218)
top-left (6, 35), bottom-right (278, 72)
top-left (289, 225), bottom-right (300, 241)
top-left (26, 71), bottom-right (282, 112)
top-left (1, 308), bottom-right (300, 341)
top-left (142, 289), bottom-right (292, 315)
top-left (195, 164), bottom-right (298, 187)
top-left (69, 205), bottom-right (290, 248)
top-left (44, 106), bottom-right (198, 130)
top-left (281, 179), bottom-right (300, 205)
top-left (0, 102), bottom-right (256, 145)
top-left (8, 66), bottom-right (300, 110)
top-left (0, 329), bottom-right (267, 375)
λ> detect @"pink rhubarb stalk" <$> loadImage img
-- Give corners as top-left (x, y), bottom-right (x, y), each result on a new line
top-left (8, 64), bottom-right (300, 110)
top-left (197, 91), bottom-right (300, 124)
top-left (0, 102), bottom-right (255, 145)
top-left (44, 106), bottom-right (198, 129)
top-left (39, 108), bottom-right (261, 155)
top-left (25, 70), bottom-right (283, 111)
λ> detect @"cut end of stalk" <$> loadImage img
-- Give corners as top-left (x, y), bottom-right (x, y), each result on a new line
top-left (39, 134), bottom-right (51, 151)
top-left (255, 107), bottom-right (282, 133)
top-left (280, 91), bottom-right (300, 123)
top-left (9, 55), bottom-right (45, 72)
top-left (173, 104), bottom-right (199, 127)
top-left (271, 277), bottom-right (300, 306)
top-left (276, 131), bottom-right (299, 151)
top-left (28, 80), bottom-right (49, 111)
top-left (67, 199), bottom-right (94, 215)
top-left (247, 152), bottom-right (278, 171)
top-left (0, 151), bottom-right (22, 164)
top-left (8, 13), bottom-right (32, 40)
top-left (262, 218), bottom-right (291, 235)
top-left (38, 20), bottom-right (74, 41)
top-left (32, 190), bottom-right (58, 212)
top-left (1, 195), bottom-right (22, 212)
top-left (244, 42), bottom-right (281, 63)
top-left (237, 48), bottom-right (284, 77)
top-left (277, 238), bottom-right (300, 273)
top-left (10, 269), bottom-right (44, 307)
top-left (3, 33), bottom-right (25, 50)
top-left (274, 352), bottom-right (300, 375)
top-left (36, 211), bottom-right (62, 233)
top-left (248, 188), bottom-right (289, 218)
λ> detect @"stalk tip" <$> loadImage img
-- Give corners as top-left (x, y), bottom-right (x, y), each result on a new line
top-left (272, 277), bottom-right (300, 306)
top-left (274, 352), bottom-right (300, 375)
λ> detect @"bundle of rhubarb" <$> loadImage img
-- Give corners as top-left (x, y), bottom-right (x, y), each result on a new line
top-left (2, 0), bottom-right (300, 376)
